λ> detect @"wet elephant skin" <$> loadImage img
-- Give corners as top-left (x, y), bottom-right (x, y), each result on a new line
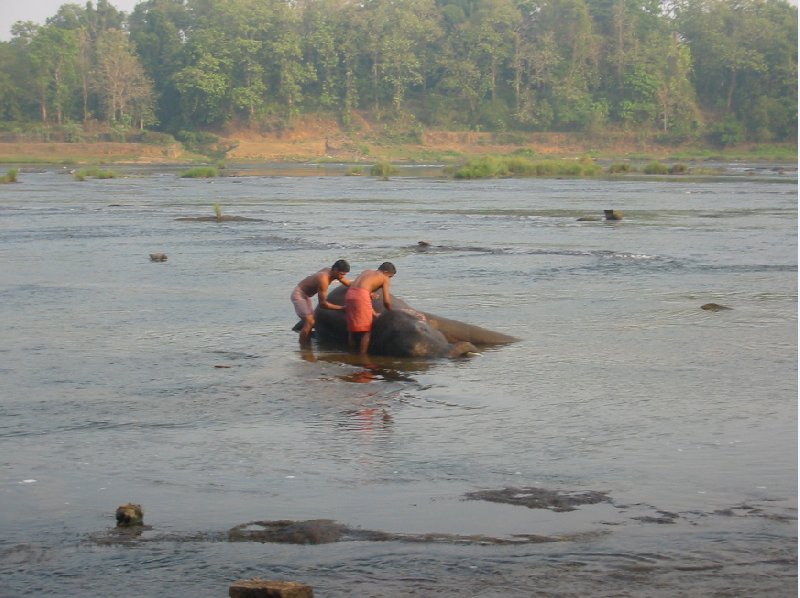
top-left (313, 286), bottom-right (517, 358)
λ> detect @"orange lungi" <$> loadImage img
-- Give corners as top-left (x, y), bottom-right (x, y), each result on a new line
top-left (345, 287), bottom-right (374, 333)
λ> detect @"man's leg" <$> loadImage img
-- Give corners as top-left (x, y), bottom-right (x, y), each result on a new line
top-left (359, 331), bottom-right (371, 355)
top-left (299, 315), bottom-right (314, 347)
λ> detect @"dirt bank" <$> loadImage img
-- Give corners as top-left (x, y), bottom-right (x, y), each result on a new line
top-left (0, 141), bottom-right (188, 164)
top-left (0, 117), bottom-right (793, 165)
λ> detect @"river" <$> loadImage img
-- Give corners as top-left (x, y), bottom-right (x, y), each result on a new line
top-left (0, 164), bottom-right (796, 596)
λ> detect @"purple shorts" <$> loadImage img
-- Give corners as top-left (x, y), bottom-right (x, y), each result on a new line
top-left (291, 286), bottom-right (314, 318)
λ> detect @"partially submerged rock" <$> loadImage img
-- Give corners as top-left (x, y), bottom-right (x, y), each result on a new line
top-left (465, 487), bottom-right (611, 512)
top-left (228, 519), bottom-right (391, 544)
top-left (175, 215), bottom-right (262, 222)
top-left (227, 519), bottom-right (555, 545)
top-left (229, 578), bottom-right (314, 598)
top-left (701, 303), bottom-right (732, 311)
top-left (115, 503), bottom-right (144, 527)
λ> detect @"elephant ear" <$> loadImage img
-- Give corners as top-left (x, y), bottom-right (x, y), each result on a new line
top-left (370, 311), bottom-right (450, 357)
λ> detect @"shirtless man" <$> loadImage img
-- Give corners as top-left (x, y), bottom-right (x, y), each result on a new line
top-left (291, 259), bottom-right (351, 347)
top-left (345, 262), bottom-right (396, 354)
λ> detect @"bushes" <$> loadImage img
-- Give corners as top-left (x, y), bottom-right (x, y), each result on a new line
top-left (138, 131), bottom-right (177, 145)
top-left (0, 168), bottom-right (18, 183)
top-left (708, 119), bottom-right (744, 147)
top-left (176, 130), bottom-right (236, 159)
top-left (448, 156), bottom-right (600, 179)
top-left (180, 166), bottom-right (219, 178)
top-left (74, 167), bottom-right (117, 181)
top-left (608, 163), bottom-right (633, 174)
top-left (447, 156), bottom-right (692, 179)
top-left (641, 161), bottom-right (689, 175)
top-left (370, 160), bottom-right (397, 179)
top-left (669, 163), bottom-right (688, 174)
top-left (643, 161), bottom-right (670, 175)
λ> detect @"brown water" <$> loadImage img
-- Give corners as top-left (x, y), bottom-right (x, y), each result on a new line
top-left (0, 165), bottom-right (796, 596)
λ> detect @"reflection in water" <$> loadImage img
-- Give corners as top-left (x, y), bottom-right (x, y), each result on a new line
top-left (341, 406), bottom-right (393, 436)
top-left (299, 349), bottom-right (317, 363)
top-left (341, 369), bottom-right (376, 384)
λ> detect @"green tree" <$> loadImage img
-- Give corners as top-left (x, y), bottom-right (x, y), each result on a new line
top-left (269, 4), bottom-right (316, 118)
top-left (469, 0), bottom-right (519, 104)
top-left (173, 29), bottom-right (234, 126)
top-left (435, 35), bottom-right (483, 126)
top-left (300, 0), bottom-right (341, 110)
top-left (676, 0), bottom-right (796, 140)
top-left (379, 0), bottom-right (441, 113)
top-left (25, 25), bottom-right (79, 125)
top-left (653, 32), bottom-right (701, 136)
top-left (0, 42), bottom-right (27, 122)
top-left (526, 0), bottom-right (600, 130)
top-left (95, 29), bottom-right (155, 126)
top-left (129, 0), bottom-right (191, 130)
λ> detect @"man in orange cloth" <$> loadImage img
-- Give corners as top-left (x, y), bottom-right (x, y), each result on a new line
top-left (345, 262), bottom-right (396, 355)
top-left (291, 259), bottom-right (351, 347)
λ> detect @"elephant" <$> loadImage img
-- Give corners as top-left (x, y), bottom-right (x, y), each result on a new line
top-left (312, 286), bottom-right (518, 358)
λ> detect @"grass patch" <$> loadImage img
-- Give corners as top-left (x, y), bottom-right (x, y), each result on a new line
top-left (669, 163), bottom-right (688, 174)
top-left (668, 143), bottom-right (796, 162)
top-left (446, 155), bottom-right (602, 179)
top-left (181, 166), bottom-right (219, 178)
top-left (690, 166), bottom-right (726, 175)
top-left (370, 160), bottom-right (398, 180)
top-left (74, 167), bottom-right (117, 181)
top-left (0, 167), bottom-right (18, 183)
top-left (607, 163), bottom-right (635, 174)
top-left (643, 161), bottom-right (670, 175)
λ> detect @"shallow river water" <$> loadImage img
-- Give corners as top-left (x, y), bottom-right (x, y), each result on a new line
top-left (0, 164), bottom-right (796, 596)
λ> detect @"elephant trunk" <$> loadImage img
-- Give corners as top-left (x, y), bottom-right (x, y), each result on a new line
top-left (421, 312), bottom-right (518, 346)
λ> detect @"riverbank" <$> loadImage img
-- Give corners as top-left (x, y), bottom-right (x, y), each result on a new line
top-left (0, 118), bottom-right (795, 166)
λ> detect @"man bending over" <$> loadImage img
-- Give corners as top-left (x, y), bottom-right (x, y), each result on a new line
top-left (291, 259), bottom-right (351, 347)
top-left (345, 262), bottom-right (396, 355)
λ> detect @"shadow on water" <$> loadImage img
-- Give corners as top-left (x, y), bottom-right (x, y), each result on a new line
top-left (306, 348), bottom-right (440, 380)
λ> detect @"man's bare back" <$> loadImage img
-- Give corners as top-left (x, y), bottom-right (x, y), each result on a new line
top-left (351, 269), bottom-right (392, 294)
top-left (345, 262), bottom-right (397, 354)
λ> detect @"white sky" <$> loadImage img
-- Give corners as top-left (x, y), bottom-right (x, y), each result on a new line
top-left (0, 0), bottom-right (141, 41)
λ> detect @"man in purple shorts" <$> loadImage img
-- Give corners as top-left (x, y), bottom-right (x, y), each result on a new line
top-left (291, 259), bottom-right (351, 347)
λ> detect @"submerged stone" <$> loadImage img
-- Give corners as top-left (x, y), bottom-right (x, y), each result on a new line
top-left (229, 578), bottom-right (314, 598)
top-left (465, 487), bottom-right (611, 512)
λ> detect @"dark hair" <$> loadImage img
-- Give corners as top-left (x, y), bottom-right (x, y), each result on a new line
top-left (378, 261), bottom-right (396, 275)
top-left (331, 259), bottom-right (350, 273)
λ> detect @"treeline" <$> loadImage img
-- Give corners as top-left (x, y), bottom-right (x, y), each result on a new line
top-left (0, 0), bottom-right (796, 145)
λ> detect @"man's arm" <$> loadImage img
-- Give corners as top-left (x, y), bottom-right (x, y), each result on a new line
top-left (381, 278), bottom-right (392, 311)
top-left (317, 276), bottom-right (344, 310)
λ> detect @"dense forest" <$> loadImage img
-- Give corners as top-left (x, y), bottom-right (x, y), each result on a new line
top-left (0, 0), bottom-right (796, 146)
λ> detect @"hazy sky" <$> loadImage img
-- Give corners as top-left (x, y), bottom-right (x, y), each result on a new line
top-left (0, 0), bottom-right (140, 41)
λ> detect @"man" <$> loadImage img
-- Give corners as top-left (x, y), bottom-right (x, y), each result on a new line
top-left (345, 262), bottom-right (396, 355)
top-left (291, 259), bottom-right (351, 347)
